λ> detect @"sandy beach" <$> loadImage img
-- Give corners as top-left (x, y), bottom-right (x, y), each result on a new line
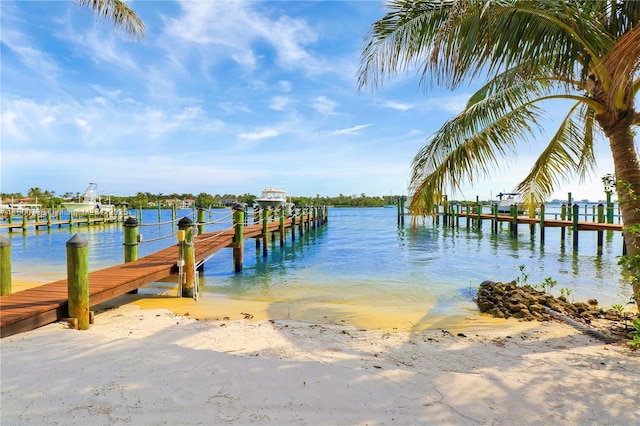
top-left (2, 295), bottom-right (639, 425)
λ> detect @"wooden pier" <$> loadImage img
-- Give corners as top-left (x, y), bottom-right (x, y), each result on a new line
top-left (0, 212), bottom-right (125, 231)
top-left (437, 202), bottom-right (624, 254)
top-left (0, 209), bottom-right (324, 338)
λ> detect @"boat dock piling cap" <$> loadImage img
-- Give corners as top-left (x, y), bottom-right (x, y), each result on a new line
top-left (66, 234), bottom-right (88, 248)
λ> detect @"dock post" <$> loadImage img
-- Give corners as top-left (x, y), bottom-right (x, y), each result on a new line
top-left (567, 192), bottom-right (573, 221)
top-left (597, 204), bottom-right (604, 254)
top-left (465, 205), bottom-right (470, 228)
top-left (1, 236), bottom-right (11, 295)
top-left (124, 217), bottom-right (139, 263)
top-left (298, 208), bottom-right (304, 237)
top-left (21, 214), bottom-right (27, 231)
top-left (46, 212), bottom-right (52, 229)
top-left (178, 217), bottom-right (195, 298)
top-left (66, 234), bottom-right (90, 330)
top-left (123, 217), bottom-right (139, 294)
top-left (271, 209), bottom-right (277, 243)
top-left (279, 208), bottom-right (285, 247)
top-left (291, 208), bottom-right (297, 241)
top-left (491, 204), bottom-right (498, 233)
top-left (255, 208), bottom-right (261, 250)
top-left (233, 205), bottom-right (244, 272)
top-left (510, 205), bottom-right (518, 238)
top-left (606, 192), bottom-right (614, 224)
top-left (197, 208), bottom-right (205, 235)
top-left (572, 204), bottom-right (579, 250)
top-left (262, 209), bottom-right (269, 257)
top-left (539, 204), bottom-right (545, 244)
top-left (560, 204), bottom-right (567, 243)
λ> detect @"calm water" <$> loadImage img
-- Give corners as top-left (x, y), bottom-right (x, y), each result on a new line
top-left (2, 207), bottom-right (633, 318)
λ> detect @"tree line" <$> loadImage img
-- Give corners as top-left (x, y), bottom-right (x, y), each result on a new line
top-left (0, 188), bottom-right (401, 209)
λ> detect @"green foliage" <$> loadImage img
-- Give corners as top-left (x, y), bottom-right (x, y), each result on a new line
top-left (630, 318), bottom-right (640, 351)
top-left (541, 277), bottom-right (557, 293)
top-left (611, 304), bottom-right (624, 315)
top-left (559, 287), bottom-right (573, 299)
top-left (515, 264), bottom-right (529, 286)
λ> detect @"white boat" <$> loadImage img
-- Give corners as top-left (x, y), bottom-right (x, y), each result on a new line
top-left (62, 183), bottom-right (114, 213)
top-left (253, 187), bottom-right (293, 212)
top-left (494, 192), bottom-right (523, 214)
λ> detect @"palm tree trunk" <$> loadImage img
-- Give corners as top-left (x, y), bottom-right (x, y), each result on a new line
top-left (608, 122), bottom-right (640, 312)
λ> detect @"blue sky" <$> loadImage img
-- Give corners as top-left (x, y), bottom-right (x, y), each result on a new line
top-left (1, 0), bottom-right (617, 201)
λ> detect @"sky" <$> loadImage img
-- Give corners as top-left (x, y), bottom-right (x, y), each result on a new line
top-left (0, 0), bottom-right (622, 202)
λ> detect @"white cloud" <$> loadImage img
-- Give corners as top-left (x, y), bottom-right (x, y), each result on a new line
top-left (0, 28), bottom-right (60, 83)
top-left (162, 1), bottom-right (321, 74)
top-left (326, 124), bottom-right (372, 136)
top-left (237, 128), bottom-right (279, 140)
top-left (383, 100), bottom-right (413, 111)
top-left (312, 96), bottom-right (337, 115)
top-left (269, 96), bottom-right (290, 111)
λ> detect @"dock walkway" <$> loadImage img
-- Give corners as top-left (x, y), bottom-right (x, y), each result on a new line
top-left (0, 219), bottom-right (291, 337)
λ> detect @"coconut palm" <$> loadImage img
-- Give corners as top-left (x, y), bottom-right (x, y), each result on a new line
top-left (358, 0), bottom-right (640, 308)
top-left (76, 0), bottom-right (145, 38)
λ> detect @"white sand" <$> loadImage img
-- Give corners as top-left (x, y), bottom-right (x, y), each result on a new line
top-left (1, 303), bottom-right (639, 425)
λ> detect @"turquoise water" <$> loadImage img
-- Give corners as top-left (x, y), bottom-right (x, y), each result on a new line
top-left (1, 207), bottom-right (633, 315)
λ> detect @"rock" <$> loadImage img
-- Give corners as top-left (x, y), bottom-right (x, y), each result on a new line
top-left (604, 309), bottom-right (621, 321)
top-left (478, 301), bottom-right (495, 313)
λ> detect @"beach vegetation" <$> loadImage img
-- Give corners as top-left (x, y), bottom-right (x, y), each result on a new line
top-left (515, 264), bottom-right (529, 286)
top-left (630, 317), bottom-right (640, 350)
top-left (358, 0), bottom-right (640, 310)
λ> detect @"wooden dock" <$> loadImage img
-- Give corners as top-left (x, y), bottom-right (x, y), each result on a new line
top-left (0, 217), bottom-right (304, 338)
top-left (455, 212), bottom-right (623, 231)
top-left (0, 214), bottom-right (124, 231)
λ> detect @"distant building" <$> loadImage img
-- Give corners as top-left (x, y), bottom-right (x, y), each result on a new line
top-left (164, 198), bottom-right (195, 208)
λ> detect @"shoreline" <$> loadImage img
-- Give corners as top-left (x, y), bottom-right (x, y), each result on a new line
top-left (8, 278), bottom-right (539, 333)
top-left (2, 302), bottom-right (639, 425)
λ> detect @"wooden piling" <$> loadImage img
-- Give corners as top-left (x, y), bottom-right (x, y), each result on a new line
top-left (123, 217), bottom-right (139, 294)
top-left (597, 204), bottom-right (604, 254)
top-left (298, 208), bottom-right (304, 237)
top-left (197, 208), bottom-right (205, 235)
top-left (291, 208), bottom-right (296, 241)
top-left (606, 192), bottom-right (614, 224)
top-left (572, 204), bottom-right (579, 250)
top-left (279, 208), bottom-right (286, 247)
top-left (123, 217), bottom-right (139, 263)
top-left (178, 217), bottom-right (195, 298)
top-left (1, 236), bottom-right (11, 295)
top-left (510, 205), bottom-right (518, 238)
top-left (66, 234), bottom-right (90, 330)
top-left (539, 204), bottom-right (545, 244)
top-left (255, 208), bottom-right (261, 250)
top-left (271, 208), bottom-right (277, 243)
top-left (233, 206), bottom-right (244, 272)
top-left (560, 204), bottom-right (567, 243)
top-left (262, 209), bottom-right (269, 257)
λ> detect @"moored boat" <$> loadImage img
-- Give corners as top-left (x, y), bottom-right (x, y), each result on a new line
top-left (494, 192), bottom-right (523, 214)
top-left (62, 183), bottom-right (114, 213)
top-left (253, 187), bottom-right (293, 212)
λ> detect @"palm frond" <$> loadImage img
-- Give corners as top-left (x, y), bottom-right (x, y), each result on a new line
top-left (515, 102), bottom-right (597, 210)
top-left (76, 0), bottom-right (145, 38)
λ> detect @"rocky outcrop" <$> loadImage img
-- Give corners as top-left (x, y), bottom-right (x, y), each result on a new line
top-left (474, 280), bottom-right (627, 322)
